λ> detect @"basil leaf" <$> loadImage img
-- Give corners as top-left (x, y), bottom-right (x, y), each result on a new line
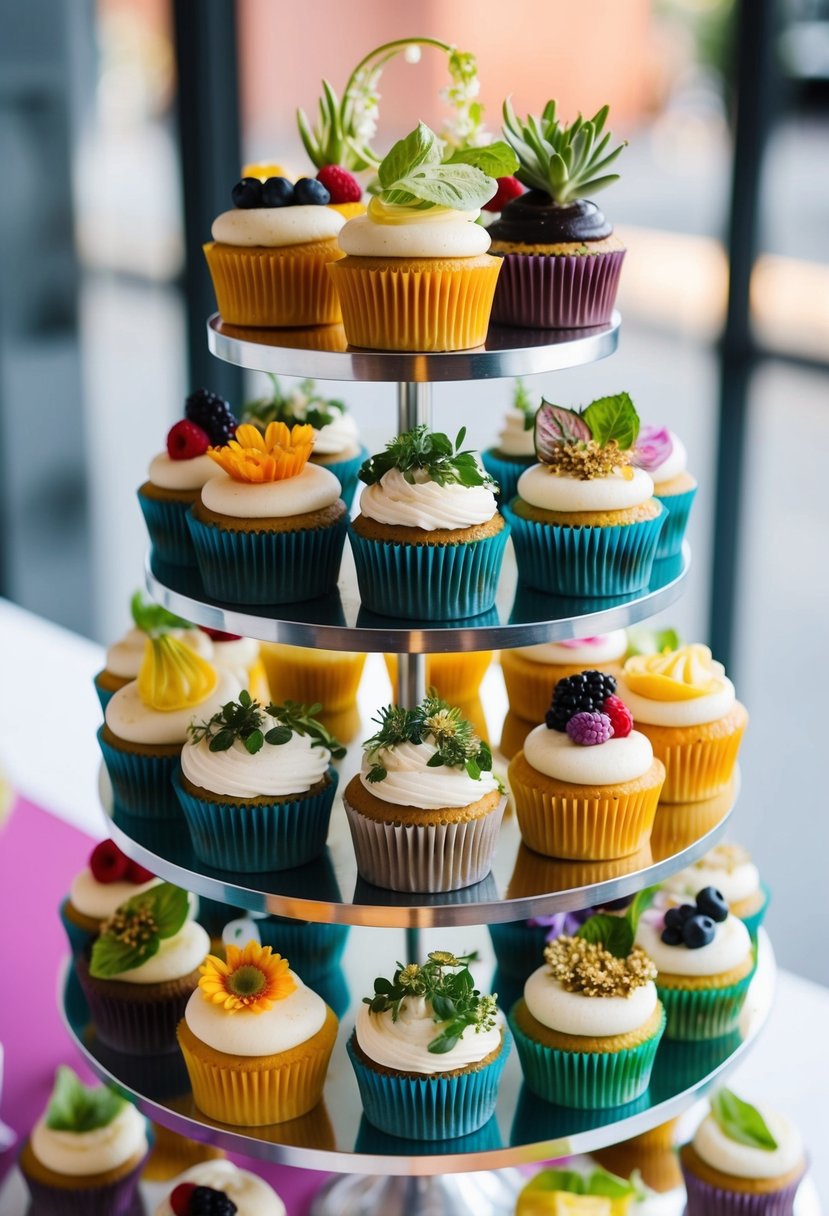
top-left (90, 931), bottom-right (160, 979)
top-left (523, 1168), bottom-right (587, 1195)
top-left (625, 625), bottom-right (681, 658)
top-left (444, 140), bottom-right (519, 178)
top-left (378, 121), bottom-right (440, 190)
top-left (141, 882), bottom-right (189, 939)
top-left (45, 1067), bottom-right (126, 1133)
top-left (712, 1089), bottom-right (778, 1150)
top-left (393, 162), bottom-right (496, 211)
top-left (625, 885), bottom-right (658, 934)
top-left (581, 391), bottom-right (640, 450)
top-left (576, 913), bottom-right (633, 958)
top-left (587, 1166), bottom-right (639, 1198)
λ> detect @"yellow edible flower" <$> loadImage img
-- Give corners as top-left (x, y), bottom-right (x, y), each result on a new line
top-left (208, 422), bottom-right (314, 484)
top-left (137, 635), bottom-right (218, 711)
top-left (199, 941), bottom-right (296, 1014)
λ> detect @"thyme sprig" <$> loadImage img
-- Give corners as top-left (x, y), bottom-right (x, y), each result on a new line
top-left (188, 691), bottom-right (345, 759)
top-left (242, 374), bottom-right (346, 433)
top-left (363, 951), bottom-right (498, 1054)
top-left (363, 694), bottom-right (493, 783)
top-left (359, 425), bottom-right (492, 489)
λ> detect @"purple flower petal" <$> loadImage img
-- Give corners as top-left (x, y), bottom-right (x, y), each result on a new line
top-left (535, 401), bottom-right (591, 463)
top-left (633, 424), bottom-right (673, 473)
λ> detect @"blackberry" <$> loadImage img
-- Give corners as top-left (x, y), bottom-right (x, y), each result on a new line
top-left (184, 388), bottom-right (238, 446)
top-left (545, 670), bottom-right (617, 732)
top-left (189, 1187), bottom-right (238, 1216)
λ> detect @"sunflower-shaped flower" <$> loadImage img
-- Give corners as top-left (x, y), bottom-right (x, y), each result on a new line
top-left (208, 421), bottom-right (315, 483)
top-left (199, 940), bottom-right (296, 1014)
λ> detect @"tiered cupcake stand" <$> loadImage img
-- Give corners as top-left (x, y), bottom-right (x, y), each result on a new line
top-left (60, 314), bottom-right (776, 1216)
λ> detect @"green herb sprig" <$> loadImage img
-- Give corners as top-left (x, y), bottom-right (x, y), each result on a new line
top-left (513, 379), bottom-right (537, 431)
top-left (130, 591), bottom-right (191, 637)
top-left (189, 691), bottom-right (345, 759)
top-left (359, 425), bottom-right (493, 490)
top-left (45, 1066), bottom-right (127, 1133)
top-left (364, 951), bottom-right (498, 1054)
top-left (575, 887), bottom-right (657, 959)
top-left (711, 1089), bottom-right (779, 1151)
top-left (242, 374), bottom-right (346, 433)
top-left (363, 694), bottom-right (493, 784)
top-left (502, 97), bottom-right (626, 203)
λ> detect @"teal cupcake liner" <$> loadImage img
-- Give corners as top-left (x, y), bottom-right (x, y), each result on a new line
top-left (348, 522), bottom-right (509, 621)
top-left (658, 966), bottom-right (756, 1041)
top-left (347, 1031), bottom-right (511, 1140)
top-left (481, 449), bottom-right (535, 509)
top-left (186, 510), bottom-right (348, 605)
top-left (172, 766), bottom-right (338, 871)
top-left (97, 727), bottom-right (181, 819)
top-left (355, 1112), bottom-right (502, 1156)
top-left (654, 485), bottom-right (696, 559)
top-left (314, 445), bottom-right (368, 512)
top-left (488, 922), bottom-right (550, 982)
top-left (509, 1002), bottom-right (665, 1109)
top-left (503, 502), bottom-right (665, 598)
top-left (137, 488), bottom-right (198, 566)
top-left (59, 898), bottom-right (96, 960)
top-left (93, 673), bottom-right (115, 714)
top-left (257, 916), bottom-right (350, 978)
top-left (738, 884), bottom-right (771, 942)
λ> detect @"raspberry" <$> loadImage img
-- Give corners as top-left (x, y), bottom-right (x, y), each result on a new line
top-left (190, 1187), bottom-right (238, 1216)
top-left (566, 711), bottom-right (613, 746)
top-left (126, 860), bottom-right (155, 884)
top-left (167, 419), bottom-right (210, 461)
top-left (482, 175), bottom-right (524, 213)
top-left (316, 165), bottom-right (361, 204)
top-left (89, 840), bottom-right (129, 884)
top-left (602, 695), bottom-right (633, 739)
top-left (170, 1182), bottom-right (197, 1216)
top-left (546, 670), bottom-right (617, 732)
top-left (198, 626), bottom-right (242, 642)
top-left (184, 388), bottom-right (238, 446)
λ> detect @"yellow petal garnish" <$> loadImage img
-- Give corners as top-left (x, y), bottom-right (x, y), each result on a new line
top-left (367, 196), bottom-right (463, 225)
top-left (242, 161), bottom-right (291, 182)
top-left (199, 941), bottom-right (296, 1014)
top-left (623, 643), bottom-right (723, 701)
top-left (137, 635), bottom-right (218, 711)
top-left (517, 1190), bottom-right (615, 1215)
top-left (208, 422), bottom-right (314, 483)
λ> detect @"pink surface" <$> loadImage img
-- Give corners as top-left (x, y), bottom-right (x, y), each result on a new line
top-left (0, 796), bottom-right (330, 1213)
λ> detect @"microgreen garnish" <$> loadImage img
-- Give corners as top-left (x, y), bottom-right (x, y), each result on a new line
top-left (242, 374), bottom-right (346, 433)
top-left (374, 121), bottom-right (515, 211)
top-left (575, 887), bottom-right (657, 959)
top-left (534, 393), bottom-right (641, 479)
top-left (188, 691), bottom-right (346, 759)
top-left (359, 424), bottom-right (493, 490)
top-left (711, 1089), bottom-right (779, 1151)
top-left (362, 694), bottom-right (493, 784)
top-left (364, 951), bottom-right (498, 1054)
top-left (513, 379), bottom-right (537, 430)
top-left (90, 882), bottom-right (189, 979)
top-left (502, 97), bottom-right (626, 203)
top-left (45, 1066), bottom-right (127, 1134)
top-left (130, 591), bottom-right (191, 637)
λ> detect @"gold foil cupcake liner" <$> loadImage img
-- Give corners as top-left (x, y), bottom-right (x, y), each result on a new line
top-left (204, 241), bottom-right (343, 327)
top-left (385, 651), bottom-right (493, 703)
top-left (261, 644), bottom-right (366, 712)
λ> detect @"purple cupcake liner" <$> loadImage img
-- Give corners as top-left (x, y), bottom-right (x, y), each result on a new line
top-left (344, 793), bottom-right (506, 893)
top-left (480, 449), bottom-right (535, 509)
top-left (137, 487), bottom-right (198, 566)
top-left (96, 726), bottom-right (181, 819)
top-left (682, 1158), bottom-right (805, 1215)
top-left (186, 509), bottom-right (347, 605)
top-left (75, 954), bottom-right (196, 1055)
top-left (21, 1149), bottom-right (148, 1216)
top-left (654, 485), bottom-right (697, 559)
top-left (490, 249), bottom-right (625, 329)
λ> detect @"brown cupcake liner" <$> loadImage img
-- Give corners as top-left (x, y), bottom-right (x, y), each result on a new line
top-left (489, 249), bottom-right (624, 329)
top-left (204, 241), bottom-right (343, 327)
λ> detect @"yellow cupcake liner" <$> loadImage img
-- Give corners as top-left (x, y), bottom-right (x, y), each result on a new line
top-left (509, 751), bottom-right (664, 860)
top-left (638, 709), bottom-right (747, 803)
top-left (500, 650), bottom-right (625, 725)
top-left (178, 1007), bottom-right (338, 1127)
top-left (593, 1136), bottom-right (682, 1193)
top-left (506, 840), bottom-right (653, 900)
top-left (650, 781), bottom-right (735, 860)
top-left (261, 643), bottom-right (366, 712)
top-left (385, 651), bottom-right (493, 704)
top-left (204, 241), bottom-right (343, 327)
top-left (328, 258), bottom-right (501, 351)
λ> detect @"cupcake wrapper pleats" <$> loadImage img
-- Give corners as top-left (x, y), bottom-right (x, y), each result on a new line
top-left (654, 486), bottom-right (696, 559)
top-left (97, 727), bottom-right (181, 819)
top-left (480, 450), bottom-right (535, 509)
top-left (76, 958), bottom-right (193, 1055)
top-left (261, 646), bottom-right (366, 713)
top-left (204, 241), bottom-right (343, 327)
top-left (738, 884), bottom-right (771, 942)
top-left (256, 918), bottom-right (350, 979)
top-left (488, 922), bottom-right (552, 983)
top-left (658, 967), bottom-right (756, 1041)
top-left (315, 446), bottom-right (369, 512)
top-left (59, 899), bottom-right (96, 961)
top-left (639, 718), bottom-right (747, 804)
top-left (21, 1151), bottom-right (148, 1216)
top-left (682, 1163), bottom-right (804, 1215)
top-left (137, 491), bottom-right (198, 567)
top-left (489, 249), bottom-right (624, 329)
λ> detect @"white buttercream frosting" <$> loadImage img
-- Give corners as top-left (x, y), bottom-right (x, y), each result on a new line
top-left (105, 627), bottom-right (213, 680)
top-left (523, 723), bottom-right (655, 786)
top-left (147, 452), bottom-right (222, 492)
top-left (210, 636), bottom-right (260, 669)
top-left (635, 914), bottom-right (751, 977)
top-left (495, 409), bottom-right (536, 458)
top-left (105, 670), bottom-right (240, 746)
top-left (517, 464), bottom-right (655, 513)
top-left (201, 463), bottom-right (341, 520)
top-left (313, 411), bottom-right (359, 458)
top-left (339, 210), bottom-right (490, 258)
top-left (359, 467), bottom-right (497, 531)
top-left (360, 737), bottom-right (499, 809)
top-left (616, 673), bottom-right (737, 728)
top-left (156, 1160), bottom-right (286, 1216)
top-left (355, 996), bottom-right (501, 1074)
top-left (181, 714), bottom-right (330, 798)
top-left (30, 1102), bottom-right (148, 1176)
top-left (184, 972), bottom-right (326, 1056)
top-left (212, 205), bottom-right (344, 248)
top-left (514, 631), bottom-right (627, 666)
top-left (110, 918), bottom-right (210, 985)
top-left (693, 1108), bottom-right (805, 1180)
top-left (524, 965), bottom-right (658, 1037)
top-left (651, 431), bottom-right (688, 487)
top-left (664, 844), bottom-right (760, 906)
top-left (69, 870), bottom-right (160, 920)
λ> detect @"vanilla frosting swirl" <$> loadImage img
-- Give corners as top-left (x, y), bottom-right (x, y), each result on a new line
top-left (524, 965), bottom-right (658, 1037)
top-left (184, 971), bottom-right (326, 1056)
top-left (664, 844), bottom-right (760, 905)
top-left (514, 631), bottom-right (627, 666)
top-left (147, 452), bottom-right (222, 492)
top-left (201, 463), bottom-right (341, 520)
top-left (313, 410), bottom-right (360, 457)
top-left (156, 1161), bottom-right (287, 1216)
top-left (181, 715), bottom-right (331, 799)
top-left (105, 670), bottom-right (240, 746)
top-left (495, 409), bottom-right (536, 458)
top-left (359, 467), bottom-right (497, 531)
top-left (105, 627), bottom-right (213, 680)
top-left (31, 1103), bottom-right (148, 1176)
top-left (339, 209), bottom-right (490, 258)
top-left (635, 914), bottom-right (751, 977)
top-left (110, 918), bottom-right (210, 985)
top-left (523, 723), bottom-right (655, 785)
top-left (618, 645), bottom-right (737, 727)
top-left (517, 464), bottom-right (655, 513)
top-left (360, 737), bottom-right (499, 809)
top-left (69, 870), bottom-right (160, 920)
top-left (212, 205), bottom-right (344, 247)
top-left (652, 431), bottom-right (688, 487)
top-left (692, 1108), bottom-right (805, 1180)
top-left (355, 996), bottom-right (501, 1073)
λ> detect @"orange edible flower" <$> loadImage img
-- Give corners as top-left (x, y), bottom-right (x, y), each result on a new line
top-left (209, 422), bottom-right (314, 483)
top-left (199, 940), bottom-right (296, 1014)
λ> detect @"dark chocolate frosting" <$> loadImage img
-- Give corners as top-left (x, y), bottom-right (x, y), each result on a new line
top-left (488, 191), bottom-right (612, 245)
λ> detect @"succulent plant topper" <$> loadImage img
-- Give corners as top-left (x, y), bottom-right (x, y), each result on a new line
top-left (546, 669), bottom-right (635, 749)
top-left (502, 98), bottom-right (626, 206)
top-left (710, 1088), bottom-right (778, 1151)
top-left (359, 425), bottom-right (495, 491)
top-left (533, 393), bottom-right (641, 479)
top-left (659, 886), bottom-right (730, 950)
top-left (45, 1065), bottom-right (127, 1133)
top-left (188, 690), bottom-right (346, 760)
top-left (242, 373), bottom-right (347, 433)
top-left (362, 694), bottom-right (494, 784)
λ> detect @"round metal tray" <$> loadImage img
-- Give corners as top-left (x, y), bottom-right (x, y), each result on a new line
top-left (206, 312), bottom-right (620, 383)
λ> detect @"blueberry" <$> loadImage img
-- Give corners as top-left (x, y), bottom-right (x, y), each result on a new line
top-left (696, 886), bottom-right (729, 923)
top-left (261, 176), bottom-right (294, 207)
top-left (231, 177), bottom-right (263, 209)
top-left (664, 907), bottom-right (686, 930)
top-left (676, 903), bottom-right (696, 923)
top-left (661, 925), bottom-right (684, 946)
top-left (682, 913), bottom-right (716, 949)
top-left (292, 177), bottom-right (331, 205)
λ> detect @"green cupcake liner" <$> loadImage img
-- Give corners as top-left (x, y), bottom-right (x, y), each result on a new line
top-left (738, 883), bottom-right (771, 942)
top-left (97, 727), bottom-right (181, 819)
top-left (503, 502), bottom-right (666, 598)
top-left (137, 487), bottom-right (198, 566)
top-left (509, 1002), bottom-right (665, 1109)
top-left (257, 916), bottom-right (350, 978)
top-left (186, 510), bottom-right (347, 605)
top-left (481, 449), bottom-right (535, 509)
top-left (654, 485), bottom-right (696, 559)
top-left (348, 522), bottom-right (509, 621)
top-left (657, 965), bottom-right (756, 1041)
top-left (314, 445), bottom-right (368, 512)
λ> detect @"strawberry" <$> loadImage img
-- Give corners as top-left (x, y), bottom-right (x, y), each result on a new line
top-left (482, 175), bottom-right (524, 213)
top-left (316, 165), bottom-right (361, 204)
top-left (602, 695), bottom-right (633, 739)
top-left (89, 840), bottom-right (129, 884)
top-left (167, 419), bottom-right (210, 461)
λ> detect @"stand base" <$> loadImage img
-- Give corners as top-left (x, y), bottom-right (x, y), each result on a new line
top-left (308, 1169), bottom-right (526, 1216)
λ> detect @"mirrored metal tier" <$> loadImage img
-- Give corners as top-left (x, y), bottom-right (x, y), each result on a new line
top-left (206, 312), bottom-right (620, 382)
top-left (60, 933), bottom-right (774, 1174)
top-left (145, 544), bottom-right (689, 652)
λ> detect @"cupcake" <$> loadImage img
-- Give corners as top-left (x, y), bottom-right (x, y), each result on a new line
top-left (516, 1165), bottom-right (640, 1214)
top-left (348, 950), bottom-right (510, 1140)
top-left (631, 425), bottom-right (697, 559)
top-left (501, 630), bottom-right (628, 731)
top-left (99, 635), bottom-right (235, 819)
top-left (488, 909), bottom-right (593, 990)
top-left (242, 373), bottom-right (368, 510)
top-left (203, 173), bottom-right (345, 327)
top-left (489, 98), bottom-right (626, 329)
top-left (509, 671), bottom-right (665, 860)
top-left (481, 379), bottom-right (538, 505)
top-left (186, 422), bottom-right (348, 605)
top-left (260, 642), bottom-right (366, 732)
top-left (680, 1089), bottom-right (806, 1215)
top-left (384, 650), bottom-right (493, 707)
top-left (178, 940), bottom-right (338, 1126)
top-left (60, 839), bottom-right (156, 959)
top-left (139, 389), bottom-right (236, 567)
top-left (156, 1159), bottom-right (286, 1215)
top-left (635, 887), bottom-right (755, 1040)
top-left (329, 122), bottom-right (515, 351)
top-left (77, 881), bottom-right (210, 1054)
top-left (617, 644), bottom-right (748, 803)
top-left (223, 911), bottom-right (349, 984)
top-left (173, 691), bottom-right (344, 872)
top-left (592, 1119), bottom-right (683, 1195)
top-left (504, 396), bottom-right (665, 598)
top-left (343, 695), bottom-right (506, 892)
top-left (509, 900), bottom-right (665, 1109)
top-left (664, 842), bottom-right (769, 941)
top-left (349, 424), bottom-right (508, 620)
top-left (198, 628), bottom-right (271, 701)
top-left (142, 1122), bottom-right (225, 1183)
top-left (19, 1066), bottom-right (150, 1216)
